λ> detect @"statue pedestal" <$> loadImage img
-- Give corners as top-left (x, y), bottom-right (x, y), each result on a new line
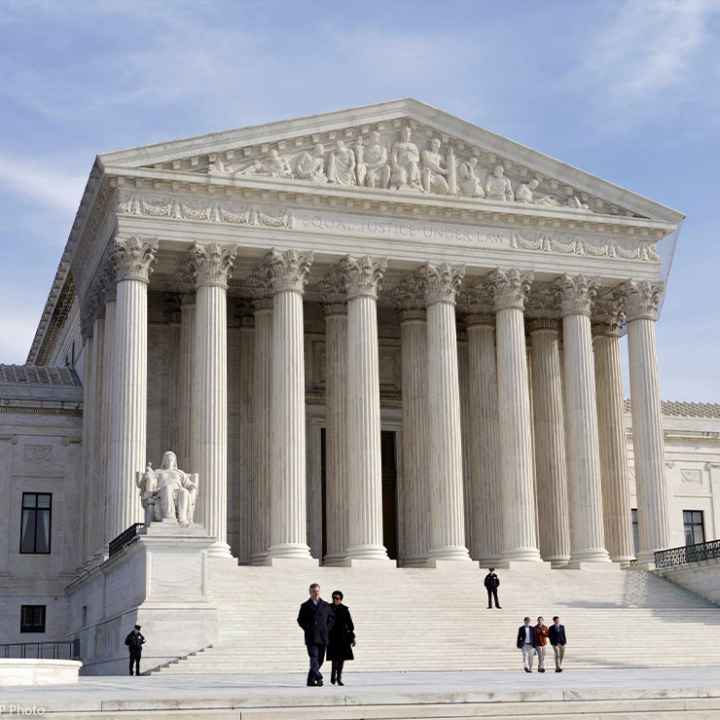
top-left (66, 524), bottom-right (220, 676)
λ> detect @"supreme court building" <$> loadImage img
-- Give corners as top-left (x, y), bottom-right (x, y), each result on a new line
top-left (6, 100), bottom-right (717, 663)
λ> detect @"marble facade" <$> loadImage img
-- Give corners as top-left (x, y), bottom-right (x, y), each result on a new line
top-left (5, 99), bottom-right (719, 648)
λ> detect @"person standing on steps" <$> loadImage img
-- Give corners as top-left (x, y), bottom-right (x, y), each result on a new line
top-left (534, 616), bottom-right (549, 673)
top-left (327, 590), bottom-right (355, 686)
top-left (549, 616), bottom-right (567, 672)
top-left (484, 568), bottom-right (501, 609)
top-left (516, 617), bottom-right (537, 673)
top-left (124, 624), bottom-right (146, 676)
top-left (297, 582), bottom-right (335, 687)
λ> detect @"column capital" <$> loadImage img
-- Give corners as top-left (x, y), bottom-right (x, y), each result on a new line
top-left (320, 258), bottom-right (352, 307)
top-left (489, 268), bottom-right (533, 311)
top-left (592, 293), bottom-right (624, 337)
top-left (527, 317), bottom-right (561, 334)
top-left (393, 273), bottom-right (426, 314)
top-left (264, 248), bottom-right (313, 294)
top-left (459, 277), bottom-right (494, 315)
top-left (345, 255), bottom-right (387, 300)
top-left (419, 263), bottom-right (465, 306)
top-left (623, 280), bottom-right (664, 322)
top-left (191, 243), bottom-right (237, 289)
top-left (557, 274), bottom-right (597, 317)
top-left (111, 236), bottom-right (158, 284)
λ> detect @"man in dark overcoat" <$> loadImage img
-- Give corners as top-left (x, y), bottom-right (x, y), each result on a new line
top-left (297, 582), bottom-right (335, 686)
top-left (124, 624), bottom-right (146, 676)
top-left (484, 568), bottom-right (502, 609)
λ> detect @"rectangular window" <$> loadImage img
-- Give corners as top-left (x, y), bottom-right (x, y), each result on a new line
top-left (21, 605), bottom-right (46, 633)
top-left (683, 510), bottom-right (705, 546)
top-left (631, 509), bottom-right (640, 556)
top-left (20, 493), bottom-right (52, 554)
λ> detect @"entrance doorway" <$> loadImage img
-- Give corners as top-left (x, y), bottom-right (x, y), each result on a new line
top-left (320, 429), bottom-right (399, 561)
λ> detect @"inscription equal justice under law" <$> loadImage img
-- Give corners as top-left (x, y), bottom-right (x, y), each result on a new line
top-left (298, 210), bottom-right (510, 249)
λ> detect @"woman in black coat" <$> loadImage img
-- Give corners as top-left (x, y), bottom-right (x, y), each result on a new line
top-left (327, 590), bottom-right (355, 685)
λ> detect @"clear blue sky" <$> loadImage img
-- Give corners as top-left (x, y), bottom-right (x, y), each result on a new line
top-left (1, 0), bottom-right (718, 400)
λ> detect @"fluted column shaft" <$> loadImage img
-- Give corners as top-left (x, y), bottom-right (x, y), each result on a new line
top-left (251, 299), bottom-right (273, 564)
top-left (467, 316), bottom-right (503, 565)
top-left (87, 317), bottom-right (106, 561)
top-left (177, 294), bottom-right (195, 470)
top-left (80, 331), bottom-right (97, 564)
top-left (423, 264), bottom-right (469, 562)
top-left (192, 243), bottom-right (236, 557)
top-left (266, 250), bottom-right (313, 560)
top-left (594, 324), bottom-right (635, 563)
top-left (399, 308), bottom-right (430, 565)
top-left (559, 275), bottom-right (610, 564)
top-left (107, 237), bottom-right (157, 542)
top-left (529, 320), bottom-right (571, 566)
top-left (99, 296), bottom-right (115, 551)
top-left (625, 281), bottom-right (670, 564)
top-left (492, 269), bottom-right (541, 562)
top-left (345, 256), bottom-right (389, 561)
top-left (324, 303), bottom-right (349, 563)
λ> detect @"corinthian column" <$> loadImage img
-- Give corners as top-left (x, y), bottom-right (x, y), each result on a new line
top-left (395, 277), bottom-right (430, 566)
top-left (420, 263), bottom-right (470, 563)
top-left (528, 318), bottom-right (571, 566)
top-left (191, 243), bottom-right (237, 557)
top-left (176, 293), bottom-right (195, 470)
top-left (99, 277), bottom-right (116, 552)
top-left (624, 280), bottom-right (670, 566)
top-left (265, 249), bottom-right (314, 561)
top-left (593, 303), bottom-right (635, 563)
top-left (321, 267), bottom-right (349, 565)
top-left (558, 274), bottom-right (610, 565)
top-left (107, 236), bottom-right (157, 541)
top-left (465, 309), bottom-right (503, 566)
top-left (250, 295), bottom-right (272, 564)
top-left (490, 269), bottom-right (541, 563)
top-left (345, 256), bottom-right (390, 562)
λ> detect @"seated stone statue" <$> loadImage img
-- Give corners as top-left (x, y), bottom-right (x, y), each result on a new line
top-left (239, 149), bottom-right (292, 179)
top-left (390, 126), bottom-right (423, 191)
top-left (135, 451), bottom-right (198, 528)
top-left (295, 144), bottom-right (327, 183)
top-left (356, 131), bottom-right (390, 188)
top-left (421, 138), bottom-right (449, 194)
top-left (458, 157), bottom-right (485, 198)
top-left (516, 178), bottom-right (539, 204)
top-left (327, 140), bottom-right (357, 185)
top-left (485, 165), bottom-right (514, 202)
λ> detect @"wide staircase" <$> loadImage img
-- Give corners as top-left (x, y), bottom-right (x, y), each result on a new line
top-left (153, 560), bottom-right (719, 674)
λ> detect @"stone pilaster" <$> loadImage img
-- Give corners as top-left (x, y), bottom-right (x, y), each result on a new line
top-left (321, 266), bottom-right (349, 565)
top-left (176, 293), bottom-right (195, 470)
top-left (251, 296), bottom-right (273, 564)
top-left (344, 256), bottom-right (390, 562)
top-left (490, 269), bottom-right (541, 563)
top-left (107, 236), bottom-right (157, 542)
top-left (420, 263), bottom-right (470, 563)
top-left (528, 318), bottom-right (571, 566)
top-left (593, 307), bottom-right (635, 563)
top-left (465, 307), bottom-right (503, 566)
top-left (87, 314), bottom-right (106, 562)
top-left (80, 327), bottom-right (97, 565)
top-left (265, 249), bottom-right (314, 561)
top-left (99, 280), bottom-right (116, 552)
top-left (191, 243), bottom-right (236, 557)
top-left (624, 280), bottom-right (670, 565)
top-left (558, 274), bottom-right (610, 565)
top-left (395, 276), bottom-right (430, 566)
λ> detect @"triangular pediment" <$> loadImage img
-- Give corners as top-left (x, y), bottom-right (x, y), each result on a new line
top-left (99, 99), bottom-right (683, 224)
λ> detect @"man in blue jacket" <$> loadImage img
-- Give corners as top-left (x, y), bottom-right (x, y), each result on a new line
top-left (548, 616), bottom-right (568, 672)
top-left (297, 583), bottom-right (335, 686)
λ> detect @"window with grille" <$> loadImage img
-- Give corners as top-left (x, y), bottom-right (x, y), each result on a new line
top-left (20, 493), bottom-right (52, 554)
top-left (21, 605), bottom-right (46, 633)
top-left (631, 508), bottom-right (640, 556)
top-left (683, 510), bottom-right (705, 546)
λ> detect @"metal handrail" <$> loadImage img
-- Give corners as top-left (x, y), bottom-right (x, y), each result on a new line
top-left (108, 523), bottom-right (145, 557)
top-left (0, 641), bottom-right (79, 660)
top-left (655, 539), bottom-right (720, 569)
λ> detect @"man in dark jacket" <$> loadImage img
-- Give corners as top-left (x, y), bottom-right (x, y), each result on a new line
top-left (297, 583), bottom-right (335, 686)
top-left (124, 624), bottom-right (145, 676)
top-left (548, 616), bottom-right (567, 672)
top-left (484, 568), bottom-right (501, 609)
top-left (516, 617), bottom-right (537, 673)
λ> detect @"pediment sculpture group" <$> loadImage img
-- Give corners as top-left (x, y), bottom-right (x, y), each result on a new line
top-left (136, 450), bottom-right (198, 527)
top-left (209, 126), bottom-right (591, 211)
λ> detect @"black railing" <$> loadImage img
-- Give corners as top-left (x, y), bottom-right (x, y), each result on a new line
top-left (109, 523), bottom-right (145, 557)
top-left (0, 641), bottom-right (79, 660)
top-left (655, 539), bottom-right (720, 569)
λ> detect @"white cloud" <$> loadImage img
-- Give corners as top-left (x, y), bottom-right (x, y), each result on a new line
top-left (581, 0), bottom-right (720, 104)
top-left (0, 152), bottom-right (86, 213)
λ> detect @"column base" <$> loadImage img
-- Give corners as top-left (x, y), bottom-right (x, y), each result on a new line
top-left (344, 544), bottom-right (389, 562)
top-left (476, 557), bottom-right (504, 570)
top-left (427, 546), bottom-right (472, 563)
top-left (550, 558), bottom-right (571, 569)
top-left (568, 548), bottom-right (611, 565)
top-left (610, 554), bottom-right (636, 565)
top-left (495, 560), bottom-right (553, 571)
top-left (322, 553), bottom-right (348, 567)
top-left (340, 558), bottom-right (397, 568)
top-left (400, 556), bottom-right (431, 568)
top-left (249, 552), bottom-right (270, 566)
top-left (565, 559), bottom-right (620, 571)
top-left (263, 556), bottom-right (319, 568)
top-left (206, 542), bottom-right (234, 559)
top-left (267, 543), bottom-right (314, 561)
top-left (500, 547), bottom-right (544, 563)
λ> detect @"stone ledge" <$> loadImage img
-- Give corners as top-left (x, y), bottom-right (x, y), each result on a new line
top-left (0, 659), bottom-right (82, 686)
